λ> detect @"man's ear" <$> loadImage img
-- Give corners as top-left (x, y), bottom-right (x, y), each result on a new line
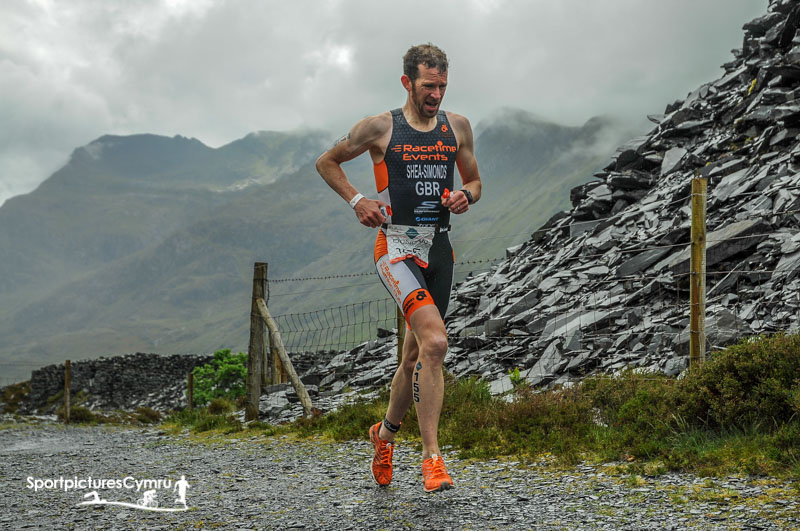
top-left (401, 74), bottom-right (412, 93)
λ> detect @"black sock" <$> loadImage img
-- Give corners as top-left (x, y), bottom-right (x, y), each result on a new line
top-left (382, 417), bottom-right (401, 434)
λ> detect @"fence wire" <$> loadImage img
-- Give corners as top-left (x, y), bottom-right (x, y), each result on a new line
top-left (12, 173), bottom-right (800, 415)
top-left (258, 191), bottom-right (800, 405)
top-left (274, 299), bottom-right (397, 354)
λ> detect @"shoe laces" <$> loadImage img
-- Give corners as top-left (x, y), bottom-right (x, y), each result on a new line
top-left (376, 440), bottom-right (394, 466)
top-left (427, 454), bottom-right (447, 478)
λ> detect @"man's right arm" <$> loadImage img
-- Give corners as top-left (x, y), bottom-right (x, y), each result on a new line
top-left (316, 114), bottom-right (391, 228)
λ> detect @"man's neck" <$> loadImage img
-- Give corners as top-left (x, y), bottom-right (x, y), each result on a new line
top-left (402, 102), bottom-right (438, 132)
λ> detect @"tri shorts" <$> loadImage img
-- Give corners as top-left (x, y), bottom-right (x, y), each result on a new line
top-left (374, 228), bottom-right (454, 328)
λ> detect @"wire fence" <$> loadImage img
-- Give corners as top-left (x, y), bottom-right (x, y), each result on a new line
top-left (6, 171), bottom-right (800, 420)
top-left (254, 178), bottom-right (800, 411)
top-left (266, 261), bottom-right (795, 405)
top-left (275, 299), bottom-right (398, 354)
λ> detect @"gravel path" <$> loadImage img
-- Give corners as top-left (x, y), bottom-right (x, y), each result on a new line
top-left (1, 420), bottom-right (798, 530)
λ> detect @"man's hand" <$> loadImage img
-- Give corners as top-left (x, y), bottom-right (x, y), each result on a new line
top-left (441, 189), bottom-right (470, 215)
top-left (354, 198), bottom-right (390, 228)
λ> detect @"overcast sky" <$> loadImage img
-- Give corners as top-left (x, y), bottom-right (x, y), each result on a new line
top-left (0, 0), bottom-right (768, 206)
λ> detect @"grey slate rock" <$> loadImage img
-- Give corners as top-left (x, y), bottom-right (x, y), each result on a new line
top-left (606, 171), bottom-right (657, 191)
top-left (660, 147), bottom-right (688, 176)
top-left (663, 357), bottom-right (688, 377)
top-left (523, 340), bottom-right (562, 387)
top-left (666, 219), bottom-right (771, 275)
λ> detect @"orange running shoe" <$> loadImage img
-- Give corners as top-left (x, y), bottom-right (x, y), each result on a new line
top-left (369, 422), bottom-right (394, 486)
top-left (422, 454), bottom-right (454, 492)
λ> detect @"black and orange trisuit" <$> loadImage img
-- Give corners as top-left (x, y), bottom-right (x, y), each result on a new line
top-left (374, 108), bottom-right (457, 328)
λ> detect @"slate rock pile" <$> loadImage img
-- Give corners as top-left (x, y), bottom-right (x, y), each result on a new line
top-left (266, 0), bottom-right (800, 407)
top-left (21, 353), bottom-right (212, 414)
top-left (438, 0), bottom-right (800, 391)
top-left (256, 339), bottom-right (395, 422)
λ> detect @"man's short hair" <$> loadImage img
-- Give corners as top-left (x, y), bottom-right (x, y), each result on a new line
top-left (403, 43), bottom-right (448, 81)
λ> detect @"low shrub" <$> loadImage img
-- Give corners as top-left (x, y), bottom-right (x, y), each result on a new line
top-left (135, 407), bottom-right (161, 424)
top-left (583, 370), bottom-right (681, 458)
top-left (494, 384), bottom-right (594, 462)
top-left (1, 381), bottom-right (30, 413)
top-left (192, 349), bottom-right (248, 406)
top-left (165, 407), bottom-right (242, 434)
top-left (680, 333), bottom-right (800, 430)
top-left (161, 333), bottom-right (800, 479)
top-left (57, 405), bottom-right (95, 423)
top-left (207, 397), bottom-right (234, 415)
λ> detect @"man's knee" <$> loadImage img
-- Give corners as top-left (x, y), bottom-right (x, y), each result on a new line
top-left (409, 306), bottom-right (448, 363)
top-left (419, 332), bottom-right (448, 364)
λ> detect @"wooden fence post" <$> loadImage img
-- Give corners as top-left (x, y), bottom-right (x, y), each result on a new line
top-left (261, 341), bottom-right (268, 389)
top-left (257, 298), bottom-right (314, 416)
top-left (246, 262), bottom-right (267, 422)
top-left (64, 360), bottom-right (71, 424)
top-left (396, 308), bottom-right (405, 366)
top-left (690, 177), bottom-right (707, 366)
top-left (187, 372), bottom-right (194, 410)
top-left (269, 331), bottom-right (286, 385)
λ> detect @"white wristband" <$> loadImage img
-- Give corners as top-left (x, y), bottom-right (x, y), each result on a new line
top-left (349, 193), bottom-right (365, 209)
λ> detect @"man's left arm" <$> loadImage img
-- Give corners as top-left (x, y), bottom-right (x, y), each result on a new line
top-left (443, 113), bottom-right (481, 213)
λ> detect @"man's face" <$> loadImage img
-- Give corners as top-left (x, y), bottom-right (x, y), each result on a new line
top-left (409, 64), bottom-right (448, 119)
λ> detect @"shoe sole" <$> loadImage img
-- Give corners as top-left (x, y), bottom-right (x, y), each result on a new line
top-left (424, 480), bottom-right (454, 493)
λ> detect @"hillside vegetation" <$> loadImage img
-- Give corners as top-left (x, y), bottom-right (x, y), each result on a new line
top-left (166, 333), bottom-right (800, 481)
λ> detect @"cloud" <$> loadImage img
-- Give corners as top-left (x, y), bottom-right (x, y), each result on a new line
top-left (0, 0), bottom-right (768, 206)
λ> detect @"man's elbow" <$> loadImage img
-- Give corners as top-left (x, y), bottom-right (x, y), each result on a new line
top-left (315, 152), bottom-right (330, 176)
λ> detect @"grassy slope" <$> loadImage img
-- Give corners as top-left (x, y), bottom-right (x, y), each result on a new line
top-left (160, 334), bottom-right (800, 505)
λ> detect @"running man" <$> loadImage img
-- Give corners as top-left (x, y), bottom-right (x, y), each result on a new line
top-left (173, 475), bottom-right (189, 507)
top-left (316, 43), bottom-right (482, 492)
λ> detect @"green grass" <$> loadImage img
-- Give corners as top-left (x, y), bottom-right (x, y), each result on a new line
top-left (164, 402), bottom-right (243, 434)
top-left (162, 333), bottom-right (800, 479)
top-left (53, 404), bottom-right (165, 426)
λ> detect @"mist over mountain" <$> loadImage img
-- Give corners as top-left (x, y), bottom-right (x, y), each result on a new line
top-left (0, 109), bottom-right (634, 382)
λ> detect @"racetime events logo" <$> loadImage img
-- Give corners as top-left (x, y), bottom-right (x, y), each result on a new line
top-left (390, 141), bottom-right (456, 161)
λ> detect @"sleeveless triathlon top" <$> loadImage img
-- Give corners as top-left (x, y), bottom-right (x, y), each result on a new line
top-left (374, 109), bottom-right (457, 228)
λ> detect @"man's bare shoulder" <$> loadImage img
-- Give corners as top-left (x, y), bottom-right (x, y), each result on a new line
top-left (445, 111), bottom-right (473, 132)
top-left (352, 111), bottom-right (393, 140)
top-left (446, 111), bottom-right (475, 150)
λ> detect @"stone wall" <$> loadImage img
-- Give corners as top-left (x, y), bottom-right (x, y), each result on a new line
top-left (22, 352), bottom-right (213, 413)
